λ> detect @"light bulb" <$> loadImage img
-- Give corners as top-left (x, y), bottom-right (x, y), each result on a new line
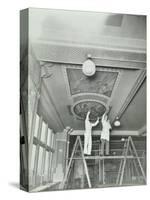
top-left (114, 117), bottom-right (121, 127)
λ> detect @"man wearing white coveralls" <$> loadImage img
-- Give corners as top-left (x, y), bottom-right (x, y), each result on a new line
top-left (84, 111), bottom-right (99, 155)
top-left (100, 113), bottom-right (112, 155)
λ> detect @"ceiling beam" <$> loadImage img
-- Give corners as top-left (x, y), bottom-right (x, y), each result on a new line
top-left (32, 41), bottom-right (146, 69)
top-left (32, 38), bottom-right (146, 53)
top-left (114, 69), bottom-right (146, 121)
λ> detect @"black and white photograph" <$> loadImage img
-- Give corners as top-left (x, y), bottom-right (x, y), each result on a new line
top-left (20, 7), bottom-right (146, 192)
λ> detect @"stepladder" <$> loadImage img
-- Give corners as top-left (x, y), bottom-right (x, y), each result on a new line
top-left (116, 136), bottom-right (146, 185)
top-left (59, 136), bottom-right (92, 189)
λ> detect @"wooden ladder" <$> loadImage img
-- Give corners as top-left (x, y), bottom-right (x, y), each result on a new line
top-left (116, 136), bottom-right (146, 185)
top-left (59, 136), bottom-right (91, 189)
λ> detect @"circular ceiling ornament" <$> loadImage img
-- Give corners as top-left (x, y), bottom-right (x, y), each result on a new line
top-left (72, 100), bottom-right (107, 121)
top-left (82, 59), bottom-right (96, 76)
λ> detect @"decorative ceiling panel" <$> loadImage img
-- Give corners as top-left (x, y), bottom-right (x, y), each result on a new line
top-left (66, 67), bottom-right (119, 97)
top-left (72, 100), bottom-right (107, 121)
top-left (73, 94), bottom-right (108, 104)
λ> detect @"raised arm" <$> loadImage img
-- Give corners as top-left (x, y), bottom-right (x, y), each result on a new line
top-left (86, 111), bottom-right (90, 120)
top-left (91, 117), bottom-right (99, 127)
top-left (101, 113), bottom-right (105, 123)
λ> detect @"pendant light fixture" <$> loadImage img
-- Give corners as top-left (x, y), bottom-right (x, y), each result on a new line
top-left (82, 54), bottom-right (96, 76)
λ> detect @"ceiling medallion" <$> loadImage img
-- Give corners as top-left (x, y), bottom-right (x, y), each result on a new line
top-left (72, 100), bottom-right (107, 121)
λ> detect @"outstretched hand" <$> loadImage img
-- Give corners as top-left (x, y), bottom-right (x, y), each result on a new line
top-left (86, 111), bottom-right (91, 116)
top-left (85, 110), bottom-right (90, 119)
top-left (102, 113), bottom-right (106, 117)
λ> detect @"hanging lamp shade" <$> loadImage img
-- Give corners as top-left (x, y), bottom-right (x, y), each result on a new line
top-left (82, 58), bottom-right (96, 76)
top-left (114, 117), bottom-right (121, 127)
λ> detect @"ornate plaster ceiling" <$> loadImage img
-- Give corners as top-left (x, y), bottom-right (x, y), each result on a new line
top-left (72, 100), bottom-right (107, 121)
top-left (37, 61), bottom-right (146, 133)
top-left (63, 66), bottom-right (120, 120)
top-left (66, 68), bottom-right (118, 97)
top-left (31, 9), bottom-right (146, 133)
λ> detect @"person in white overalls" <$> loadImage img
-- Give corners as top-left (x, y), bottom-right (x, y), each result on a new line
top-left (100, 113), bottom-right (112, 156)
top-left (84, 111), bottom-right (99, 155)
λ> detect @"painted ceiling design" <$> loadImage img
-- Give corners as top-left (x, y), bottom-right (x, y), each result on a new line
top-left (72, 101), bottom-right (106, 121)
top-left (31, 10), bottom-right (146, 133)
top-left (37, 62), bottom-right (146, 132)
top-left (64, 66), bottom-right (120, 121)
top-left (66, 68), bottom-right (118, 97)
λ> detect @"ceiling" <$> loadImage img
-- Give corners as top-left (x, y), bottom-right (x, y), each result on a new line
top-left (28, 8), bottom-right (146, 135)
top-left (37, 63), bottom-right (146, 133)
top-left (29, 8), bottom-right (146, 51)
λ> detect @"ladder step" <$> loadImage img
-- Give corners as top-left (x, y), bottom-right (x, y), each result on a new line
top-left (61, 136), bottom-right (92, 189)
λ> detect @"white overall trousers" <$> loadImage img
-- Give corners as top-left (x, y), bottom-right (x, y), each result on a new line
top-left (101, 117), bottom-right (111, 155)
top-left (84, 117), bottom-right (99, 155)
